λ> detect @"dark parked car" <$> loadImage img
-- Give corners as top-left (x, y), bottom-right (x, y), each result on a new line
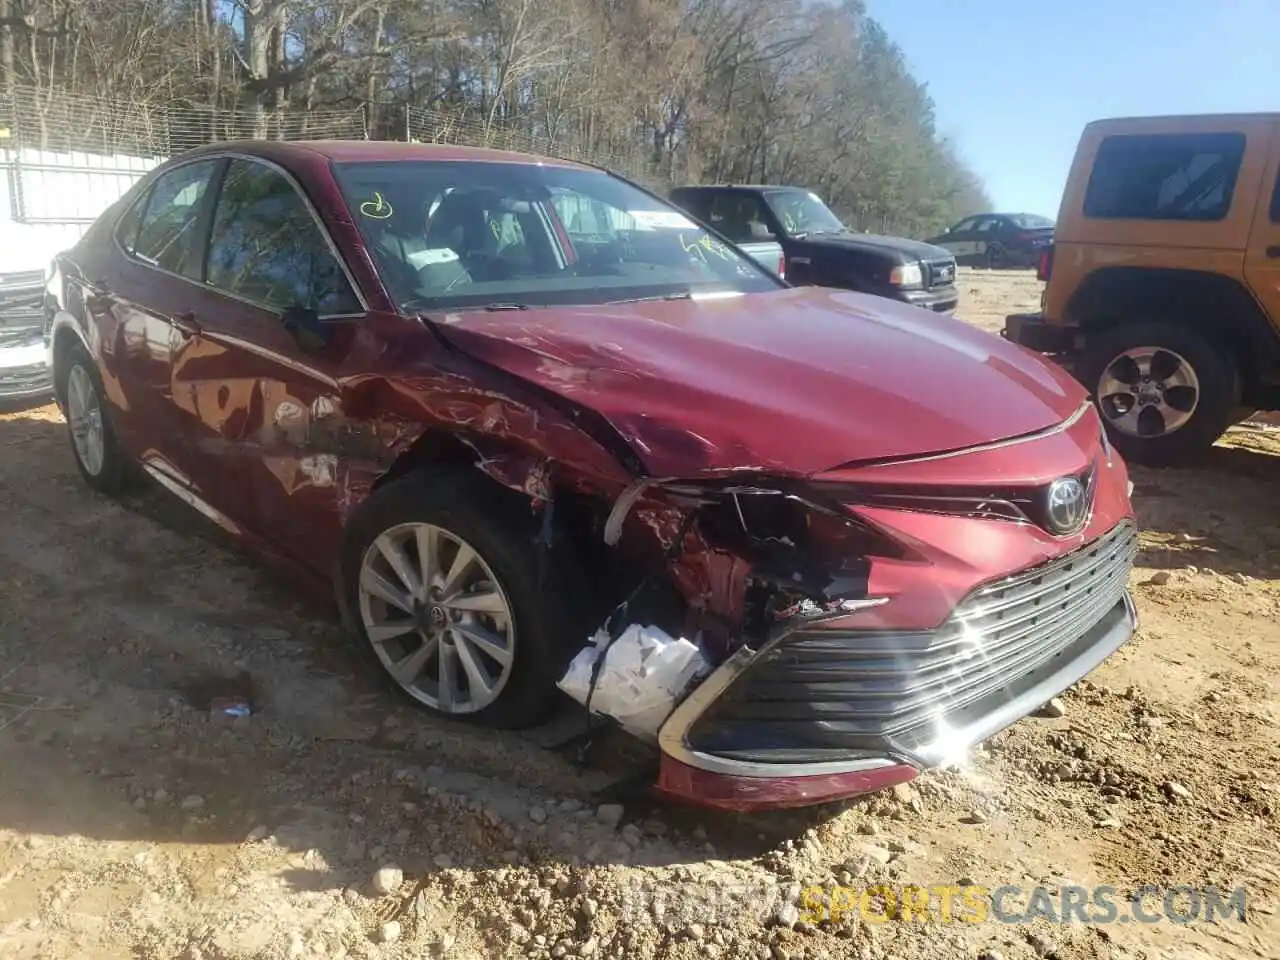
top-left (926, 212), bottom-right (1055, 268)
top-left (669, 184), bottom-right (959, 313)
top-left (47, 141), bottom-right (1137, 811)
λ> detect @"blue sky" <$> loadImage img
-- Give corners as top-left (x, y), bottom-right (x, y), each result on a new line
top-left (867, 0), bottom-right (1276, 218)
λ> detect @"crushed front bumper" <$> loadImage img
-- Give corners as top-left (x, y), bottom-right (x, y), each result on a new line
top-left (653, 521), bottom-right (1139, 810)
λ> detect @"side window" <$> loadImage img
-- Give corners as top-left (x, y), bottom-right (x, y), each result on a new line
top-left (950, 217), bottom-right (979, 233)
top-left (131, 161), bottom-right (218, 278)
top-left (973, 217), bottom-right (999, 232)
top-left (669, 191), bottom-right (710, 222)
top-left (708, 193), bottom-right (776, 242)
top-left (114, 189), bottom-right (149, 254)
top-left (205, 159), bottom-right (361, 316)
top-left (1083, 132), bottom-right (1247, 222)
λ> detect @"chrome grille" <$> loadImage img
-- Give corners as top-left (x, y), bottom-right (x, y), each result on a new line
top-left (692, 520), bottom-right (1137, 748)
top-left (0, 271), bottom-right (45, 328)
top-left (0, 269), bottom-right (45, 289)
top-left (0, 362), bottom-right (51, 397)
top-left (926, 257), bottom-right (956, 287)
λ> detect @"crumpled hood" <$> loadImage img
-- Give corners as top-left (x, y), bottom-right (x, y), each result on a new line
top-left (433, 286), bottom-right (1088, 477)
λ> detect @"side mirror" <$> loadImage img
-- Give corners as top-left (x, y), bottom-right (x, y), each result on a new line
top-left (281, 305), bottom-right (329, 352)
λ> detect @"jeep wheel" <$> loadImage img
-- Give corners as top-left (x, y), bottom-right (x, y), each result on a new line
top-left (1077, 322), bottom-right (1240, 467)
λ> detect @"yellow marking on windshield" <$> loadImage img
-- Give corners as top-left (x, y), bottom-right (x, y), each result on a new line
top-left (678, 232), bottom-right (734, 263)
top-left (360, 192), bottom-right (393, 219)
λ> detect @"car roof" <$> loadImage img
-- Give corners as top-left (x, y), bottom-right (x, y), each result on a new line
top-left (1084, 112), bottom-right (1280, 131)
top-left (182, 139), bottom-right (597, 170)
top-left (674, 184), bottom-right (806, 192)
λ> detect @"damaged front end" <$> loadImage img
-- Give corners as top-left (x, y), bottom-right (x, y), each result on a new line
top-left (554, 465), bottom-right (1138, 812)
top-left (553, 475), bottom-right (924, 810)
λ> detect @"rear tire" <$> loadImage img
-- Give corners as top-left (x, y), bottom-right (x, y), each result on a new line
top-left (1077, 322), bottom-right (1240, 467)
top-left (59, 343), bottom-right (130, 495)
top-left (336, 468), bottom-right (592, 730)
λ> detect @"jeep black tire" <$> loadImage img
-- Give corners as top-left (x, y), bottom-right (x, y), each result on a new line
top-left (336, 468), bottom-right (592, 730)
top-left (1077, 322), bottom-right (1240, 467)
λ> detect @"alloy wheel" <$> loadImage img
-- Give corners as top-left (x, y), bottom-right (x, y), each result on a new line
top-left (1097, 346), bottom-right (1200, 438)
top-left (356, 522), bottom-right (516, 714)
top-left (66, 364), bottom-right (106, 477)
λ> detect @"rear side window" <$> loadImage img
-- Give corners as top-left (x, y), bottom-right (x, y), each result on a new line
top-left (114, 190), bottom-right (148, 254)
top-left (205, 159), bottom-right (361, 316)
top-left (1083, 132), bottom-right (1246, 222)
top-left (131, 160), bottom-right (219, 278)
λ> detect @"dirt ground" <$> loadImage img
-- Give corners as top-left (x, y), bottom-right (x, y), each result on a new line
top-left (1, 268), bottom-right (1278, 960)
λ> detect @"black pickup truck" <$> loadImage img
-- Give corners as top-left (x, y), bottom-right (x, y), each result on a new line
top-left (668, 184), bottom-right (959, 313)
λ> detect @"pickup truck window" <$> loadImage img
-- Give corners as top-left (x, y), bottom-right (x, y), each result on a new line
top-left (763, 189), bottom-right (846, 237)
top-left (335, 161), bottom-right (781, 310)
top-left (708, 194), bottom-right (776, 243)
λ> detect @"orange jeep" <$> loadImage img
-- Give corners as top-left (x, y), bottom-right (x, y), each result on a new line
top-left (1004, 113), bottom-right (1280, 465)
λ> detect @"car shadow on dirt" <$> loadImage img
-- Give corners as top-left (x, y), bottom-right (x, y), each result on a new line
top-left (0, 412), bottom-right (874, 900)
top-left (1129, 431), bottom-right (1280, 581)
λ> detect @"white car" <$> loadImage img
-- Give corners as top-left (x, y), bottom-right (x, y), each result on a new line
top-left (0, 229), bottom-right (62, 404)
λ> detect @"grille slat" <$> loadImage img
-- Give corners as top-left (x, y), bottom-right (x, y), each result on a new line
top-left (693, 520), bottom-right (1137, 745)
top-left (926, 257), bottom-right (956, 288)
top-left (0, 362), bottom-right (51, 396)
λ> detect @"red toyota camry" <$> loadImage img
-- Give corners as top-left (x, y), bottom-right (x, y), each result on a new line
top-left (44, 140), bottom-right (1137, 810)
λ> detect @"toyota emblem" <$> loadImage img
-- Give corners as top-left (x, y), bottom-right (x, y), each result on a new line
top-left (1044, 476), bottom-right (1089, 535)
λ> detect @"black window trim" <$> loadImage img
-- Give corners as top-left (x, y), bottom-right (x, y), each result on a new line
top-left (110, 151), bottom-right (369, 320)
top-left (1082, 131), bottom-right (1247, 224)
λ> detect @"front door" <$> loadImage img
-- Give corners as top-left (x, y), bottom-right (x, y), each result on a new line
top-left (169, 157), bottom-right (371, 570)
top-left (1243, 122), bottom-right (1280, 336)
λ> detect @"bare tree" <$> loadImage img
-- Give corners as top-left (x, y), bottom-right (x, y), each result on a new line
top-left (4, 0), bottom-right (991, 233)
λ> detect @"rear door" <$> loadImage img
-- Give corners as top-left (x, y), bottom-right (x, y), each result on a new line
top-left (79, 157), bottom-right (222, 479)
top-left (169, 156), bottom-right (370, 567)
top-left (933, 216), bottom-right (980, 259)
top-left (1243, 122), bottom-right (1280, 336)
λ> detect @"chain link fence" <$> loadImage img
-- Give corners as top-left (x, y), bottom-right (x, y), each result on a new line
top-left (0, 84), bottom-right (669, 188)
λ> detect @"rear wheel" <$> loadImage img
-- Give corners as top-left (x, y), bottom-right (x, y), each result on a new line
top-left (1077, 322), bottom-right (1240, 466)
top-left (337, 469), bottom-right (590, 730)
top-left (60, 344), bottom-right (130, 495)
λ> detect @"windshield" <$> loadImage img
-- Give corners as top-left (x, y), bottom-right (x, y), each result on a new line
top-left (333, 161), bottom-right (781, 311)
top-left (1008, 213), bottom-right (1055, 229)
top-left (762, 189), bottom-right (846, 236)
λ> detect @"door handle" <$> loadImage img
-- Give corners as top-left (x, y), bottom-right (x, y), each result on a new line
top-left (84, 279), bottom-right (111, 309)
top-left (1266, 246), bottom-right (1280, 259)
top-left (172, 311), bottom-right (202, 336)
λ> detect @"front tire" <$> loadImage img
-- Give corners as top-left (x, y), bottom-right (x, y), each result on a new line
top-left (60, 344), bottom-right (130, 495)
top-left (337, 469), bottom-right (590, 730)
top-left (1077, 322), bottom-right (1240, 466)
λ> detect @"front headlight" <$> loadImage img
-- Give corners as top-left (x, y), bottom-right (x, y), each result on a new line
top-left (889, 262), bottom-right (924, 288)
